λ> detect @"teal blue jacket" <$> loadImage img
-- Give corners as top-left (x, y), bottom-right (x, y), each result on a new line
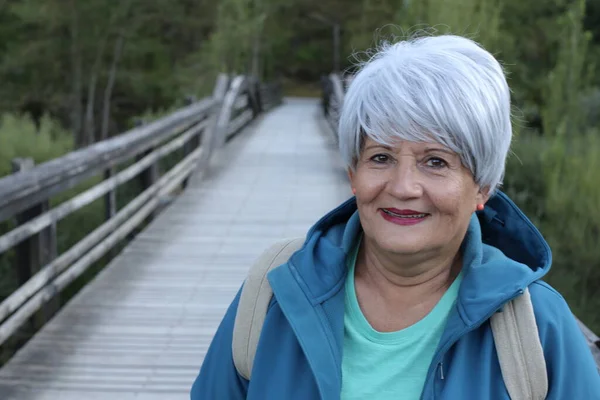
top-left (191, 192), bottom-right (600, 399)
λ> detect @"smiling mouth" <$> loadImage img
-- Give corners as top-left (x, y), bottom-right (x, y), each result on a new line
top-left (382, 209), bottom-right (429, 218)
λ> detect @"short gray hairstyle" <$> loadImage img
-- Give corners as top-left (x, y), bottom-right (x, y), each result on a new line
top-left (338, 34), bottom-right (512, 192)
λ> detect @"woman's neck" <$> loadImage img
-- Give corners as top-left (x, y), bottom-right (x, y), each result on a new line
top-left (355, 237), bottom-right (462, 313)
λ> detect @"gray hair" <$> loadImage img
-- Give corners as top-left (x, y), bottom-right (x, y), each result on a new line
top-left (338, 34), bottom-right (512, 192)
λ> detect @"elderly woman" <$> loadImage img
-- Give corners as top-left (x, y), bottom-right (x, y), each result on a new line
top-left (191, 34), bottom-right (600, 399)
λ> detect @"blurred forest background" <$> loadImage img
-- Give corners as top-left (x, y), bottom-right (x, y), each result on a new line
top-left (0, 0), bottom-right (598, 347)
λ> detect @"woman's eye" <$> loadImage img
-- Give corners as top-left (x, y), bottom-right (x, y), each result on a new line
top-left (370, 154), bottom-right (390, 163)
top-left (426, 157), bottom-right (447, 168)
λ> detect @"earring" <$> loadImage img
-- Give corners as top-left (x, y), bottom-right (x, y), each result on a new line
top-left (476, 204), bottom-right (485, 211)
top-left (352, 188), bottom-right (357, 195)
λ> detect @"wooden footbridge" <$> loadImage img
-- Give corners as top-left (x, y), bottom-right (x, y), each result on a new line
top-left (0, 74), bottom-right (597, 400)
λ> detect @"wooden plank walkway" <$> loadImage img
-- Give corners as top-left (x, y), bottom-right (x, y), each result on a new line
top-left (0, 98), bottom-right (351, 400)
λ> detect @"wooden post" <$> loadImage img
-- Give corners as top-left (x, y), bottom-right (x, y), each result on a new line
top-left (126, 119), bottom-right (158, 238)
top-left (133, 119), bottom-right (158, 193)
top-left (251, 78), bottom-right (263, 116)
top-left (104, 168), bottom-right (117, 221)
top-left (141, 153), bottom-right (158, 199)
top-left (144, 150), bottom-right (159, 223)
top-left (182, 95), bottom-right (197, 190)
top-left (104, 167), bottom-right (117, 258)
top-left (133, 120), bottom-right (159, 222)
top-left (11, 158), bottom-right (59, 329)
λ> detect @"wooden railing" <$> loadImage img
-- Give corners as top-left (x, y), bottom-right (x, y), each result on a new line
top-left (578, 319), bottom-right (600, 368)
top-left (321, 73), bottom-right (346, 143)
top-left (0, 74), bottom-right (282, 346)
top-left (321, 73), bottom-right (600, 369)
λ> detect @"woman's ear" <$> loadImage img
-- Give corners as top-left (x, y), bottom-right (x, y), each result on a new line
top-left (348, 168), bottom-right (356, 194)
top-left (476, 186), bottom-right (491, 206)
top-left (347, 168), bottom-right (354, 182)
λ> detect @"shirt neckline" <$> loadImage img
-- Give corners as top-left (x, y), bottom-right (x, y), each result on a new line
top-left (345, 234), bottom-right (463, 344)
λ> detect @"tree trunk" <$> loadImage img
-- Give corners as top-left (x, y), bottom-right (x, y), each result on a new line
top-left (100, 34), bottom-right (125, 141)
top-left (333, 23), bottom-right (340, 73)
top-left (83, 34), bottom-right (108, 146)
top-left (69, 2), bottom-right (83, 147)
top-left (251, 12), bottom-right (264, 78)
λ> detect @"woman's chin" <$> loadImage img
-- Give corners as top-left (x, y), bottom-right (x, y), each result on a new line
top-left (376, 236), bottom-right (429, 256)
top-left (369, 223), bottom-right (434, 255)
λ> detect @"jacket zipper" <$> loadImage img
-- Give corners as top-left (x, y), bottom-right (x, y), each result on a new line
top-left (432, 362), bottom-right (444, 399)
top-left (421, 289), bottom-right (525, 399)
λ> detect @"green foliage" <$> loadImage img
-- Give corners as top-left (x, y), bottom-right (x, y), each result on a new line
top-left (0, 106), bottom-right (185, 313)
top-left (0, 0), bottom-right (599, 345)
top-left (543, 0), bottom-right (594, 136)
top-left (0, 113), bottom-right (73, 177)
top-left (0, 113), bottom-right (73, 301)
top-left (504, 133), bottom-right (600, 333)
top-left (0, 0), bottom-right (219, 144)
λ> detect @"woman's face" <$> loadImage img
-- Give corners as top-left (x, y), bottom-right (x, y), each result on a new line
top-left (349, 137), bottom-right (489, 257)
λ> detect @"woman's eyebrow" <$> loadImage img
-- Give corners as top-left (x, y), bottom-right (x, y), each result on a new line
top-left (364, 144), bottom-right (392, 152)
top-left (424, 147), bottom-right (455, 156)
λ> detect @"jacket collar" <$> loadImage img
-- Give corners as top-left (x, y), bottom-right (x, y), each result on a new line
top-left (280, 191), bottom-right (552, 324)
top-left (267, 191), bottom-right (551, 399)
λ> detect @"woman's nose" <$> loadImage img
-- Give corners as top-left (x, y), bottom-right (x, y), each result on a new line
top-left (387, 160), bottom-right (423, 199)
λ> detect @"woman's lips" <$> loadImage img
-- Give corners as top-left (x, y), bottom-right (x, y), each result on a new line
top-left (380, 208), bottom-right (430, 225)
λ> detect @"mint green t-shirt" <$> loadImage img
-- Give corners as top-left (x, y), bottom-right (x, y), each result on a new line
top-left (341, 238), bottom-right (463, 400)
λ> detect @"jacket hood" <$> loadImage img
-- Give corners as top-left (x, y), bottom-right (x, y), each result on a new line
top-left (286, 191), bottom-right (552, 325)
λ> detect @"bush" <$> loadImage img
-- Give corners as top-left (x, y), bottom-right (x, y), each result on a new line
top-left (0, 107), bottom-right (194, 302)
top-left (0, 113), bottom-right (73, 178)
top-left (504, 132), bottom-right (600, 332)
top-left (0, 111), bottom-right (153, 364)
top-left (0, 113), bottom-right (73, 300)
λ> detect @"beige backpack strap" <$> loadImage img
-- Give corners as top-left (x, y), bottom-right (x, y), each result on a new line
top-left (490, 287), bottom-right (548, 399)
top-left (232, 237), bottom-right (304, 380)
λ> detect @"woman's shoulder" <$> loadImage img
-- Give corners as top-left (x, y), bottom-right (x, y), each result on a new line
top-left (529, 280), bottom-right (563, 301)
top-left (528, 280), bottom-right (573, 323)
top-left (528, 280), bottom-right (594, 349)
top-left (527, 280), bottom-right (600, 392)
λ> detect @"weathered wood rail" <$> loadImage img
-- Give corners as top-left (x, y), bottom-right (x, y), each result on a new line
top-left (321, 73), bottom-right (600, 370)
top-left (0, 74), bottom-right (282, 350)
top-left (320, 73), bottom-right (346, 143)
top-left (0, 96), bottom-right (344, 399)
